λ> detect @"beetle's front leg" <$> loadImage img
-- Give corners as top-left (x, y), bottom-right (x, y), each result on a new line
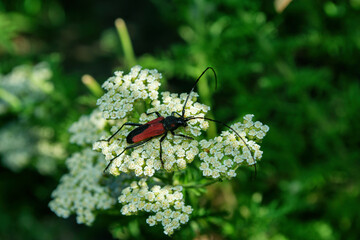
top-left (146, 111), bottom-right (162, 118)
top-left (171, 111), bottom-right (182, 117)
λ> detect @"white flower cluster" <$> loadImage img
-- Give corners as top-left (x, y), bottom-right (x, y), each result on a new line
top-left (93, 91), bottom-right (210, 176)
top-left (0, 123), bottom-right (65, 174)
top-left (96, 65), bottom-right (162, 120)
top-left (118, 179), bottom-right (192, 236)
top-left (35, 137), bottom-right (66, 174)
top-left (240, 114), bottom-right (269, 141)
top-left (0, 123), bottom-right (35, 171)
top-left (198, 114), bottom-right (269, 179)
top-left (0, 62), bottom-right (53, 113)
top-left (69, 109), bottom-right (108, 146)
top-left (49, 148), bottom-right (116, 225)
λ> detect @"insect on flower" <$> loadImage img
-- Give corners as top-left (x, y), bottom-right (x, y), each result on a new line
top-left (100, 67), bottom-right (256, 173)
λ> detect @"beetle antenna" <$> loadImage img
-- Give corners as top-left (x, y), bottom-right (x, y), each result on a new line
top-left (181, 67), bottom-right (217, 117)
top-left (186, 116), bottom-right (257, 170)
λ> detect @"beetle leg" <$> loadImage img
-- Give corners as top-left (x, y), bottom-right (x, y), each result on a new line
top-left (171, 111), bottom-right (182, 117)
top-left (104, 138), bottom-right (153, 173)
top-left (99, 122), bottom-right (142, 142)
top-left (170, 131), bottom-right (194, 140)
top-left (146, 111), bottom-right (162, 117)
top-left (159, 132), bottom-right (168, 168)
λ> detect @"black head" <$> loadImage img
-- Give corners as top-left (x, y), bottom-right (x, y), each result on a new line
top-left (163, 115), bottom-right (187, 131)
top-left (181, 67), bottom-right (217, 118)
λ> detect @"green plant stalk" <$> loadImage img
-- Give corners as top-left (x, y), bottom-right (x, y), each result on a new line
top-left (115, 18), bottom-right (137, 67)
top-left (178, 179), bottom-right (220, 188)
top-left (81, 74), bottom-right (103, 97)
top-left (0, 88), bottom-right (21, 111)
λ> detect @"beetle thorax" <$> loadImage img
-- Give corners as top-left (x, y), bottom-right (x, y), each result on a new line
top-left (163, 115), bottom-right (187, 131)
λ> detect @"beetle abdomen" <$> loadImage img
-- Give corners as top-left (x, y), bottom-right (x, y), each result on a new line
top-left (127, 124), bottom-right (150, 143)
top-left (127, 123), bottom-right (166, 144)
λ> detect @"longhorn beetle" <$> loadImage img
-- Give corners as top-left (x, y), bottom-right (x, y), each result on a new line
top-left (101, 67), bottom-right (256, 173)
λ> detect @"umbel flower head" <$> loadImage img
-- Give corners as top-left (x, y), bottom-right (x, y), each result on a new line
top-left (50, 108), bottom-right (117, 226)
top-left (93, 66), bottom-right (210, 176)
top-left (49, 148), bottom-right (115, 225)
top-left (0, 62), bottom-right (54, 113)
top-left (118, 179), bottom-right (192, 236)
top-left (0, 122), bottom-right (66, 174)
top-left (199, 114), bottom-right (269, 179)
top-left (96, 65), bottom-right (161, 120)
top-left (69, 109), bottom-right (107, 146)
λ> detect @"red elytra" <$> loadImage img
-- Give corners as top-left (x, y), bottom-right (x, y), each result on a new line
top-left (129, 117), bottom-right (165, 143)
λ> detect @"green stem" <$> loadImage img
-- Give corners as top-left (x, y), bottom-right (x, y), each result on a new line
top-left (167, 171), bottom-right (175, 185)
top-left (0, 88), bottom-right (21, 111)
top-left (178, 179), bottom-right (220, 189)
top-left (115, 18), bottom-right (136, 67)
top-left (191, 210), bottom-right (228, 220)
top-left (153, 171), bottom-right (175, 186)
top-left (81, 74), bottom-right (103, 97)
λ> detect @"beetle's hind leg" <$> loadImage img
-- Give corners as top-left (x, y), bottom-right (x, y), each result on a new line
top-left (103, 138), bottom-right (153, 173)
top-left (99, 122), bottom-right (142, 142)
top-left (159, 132), bottom-right (168, 168)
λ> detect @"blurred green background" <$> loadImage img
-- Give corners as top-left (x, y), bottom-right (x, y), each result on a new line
top-left (1, 0), bottom-right (360, 239)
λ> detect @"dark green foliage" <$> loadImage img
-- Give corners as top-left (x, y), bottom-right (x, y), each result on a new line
top-left (1, 0), bottom-right (359, 239)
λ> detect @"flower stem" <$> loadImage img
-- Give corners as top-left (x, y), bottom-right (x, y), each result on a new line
top-left (115, 18), bottom-right (136, 67)
top-left (81, 74), bottom-right (103, 97)
top-left (0, 88), bottom-right (21, 111)
top-left (179, 179), bottom-right (220, 188)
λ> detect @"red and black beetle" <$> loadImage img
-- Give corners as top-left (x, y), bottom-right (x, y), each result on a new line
top-left (101, 67), bottom-right (255, 173)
